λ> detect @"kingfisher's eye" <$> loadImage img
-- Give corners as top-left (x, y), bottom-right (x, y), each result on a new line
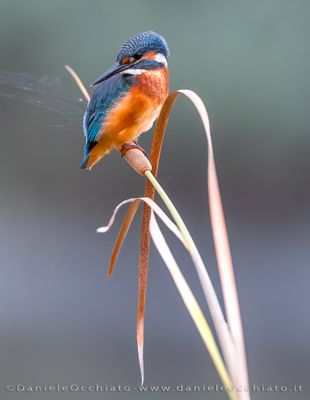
top-left (120, 54), bottom-right (142, 64)
top-left (133, 53), bottom-right (142, 61)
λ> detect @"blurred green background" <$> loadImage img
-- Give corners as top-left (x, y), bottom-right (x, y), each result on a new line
top-left (0, 0), bottom-right (309, 399)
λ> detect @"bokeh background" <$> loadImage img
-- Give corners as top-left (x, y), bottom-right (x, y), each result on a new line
top-left (0, 0), bottom-right (309, 399)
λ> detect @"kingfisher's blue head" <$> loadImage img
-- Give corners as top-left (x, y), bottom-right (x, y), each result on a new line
top-left (92, 31), bottom-right (170, 85)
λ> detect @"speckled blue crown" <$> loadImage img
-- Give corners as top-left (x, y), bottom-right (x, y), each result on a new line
top-left (116, 31), bottom-right (170, 61)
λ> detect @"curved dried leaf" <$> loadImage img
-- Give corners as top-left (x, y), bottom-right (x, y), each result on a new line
top-left (107, 199), bottom-right (141, 276)
top-left (177, 89), bottom-right (249, 397)
top-left (97, 197), bottom-right (183, 242)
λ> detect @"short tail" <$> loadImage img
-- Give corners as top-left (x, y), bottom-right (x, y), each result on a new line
top-left (80, 143), bottom-right (110, 170)
top-left (80, 152), bottom-right (98, 170)
top-left (80, 154), bottom-right (90, 170)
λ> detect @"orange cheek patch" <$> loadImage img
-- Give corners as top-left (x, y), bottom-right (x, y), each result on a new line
top-left (141, 52), bottom-right (157, 60)
top-left (121, 56), bottom-right (133, 64)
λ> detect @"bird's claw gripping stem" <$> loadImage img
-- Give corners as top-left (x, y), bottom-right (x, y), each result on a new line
top-left (121, 142), bottom-right (147, 157)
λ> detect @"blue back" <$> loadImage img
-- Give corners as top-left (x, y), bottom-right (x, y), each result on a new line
top-left (83, 74), bottom-right (134, 154)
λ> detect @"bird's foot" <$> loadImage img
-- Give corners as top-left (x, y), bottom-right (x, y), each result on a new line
top-left (121, 142), bottom-right (147, 157)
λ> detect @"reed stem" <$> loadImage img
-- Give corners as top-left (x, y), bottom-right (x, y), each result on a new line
top-left (145, 170), bottom-right (237, 400)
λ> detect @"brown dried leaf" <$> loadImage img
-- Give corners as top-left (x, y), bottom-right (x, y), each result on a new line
top-left (136, 92), bottom-right (179, 382)
top-left (107, 199), bottom-right (141, 276)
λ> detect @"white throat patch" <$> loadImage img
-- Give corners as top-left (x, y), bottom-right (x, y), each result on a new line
top-left (120, 68), bottom-right (145, 76)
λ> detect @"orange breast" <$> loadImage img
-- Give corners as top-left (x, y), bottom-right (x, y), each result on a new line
top-left (98, 67), bottom-right (169, 150)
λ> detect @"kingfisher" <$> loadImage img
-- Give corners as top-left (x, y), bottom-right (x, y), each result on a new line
top-left (81, 31), bottom-right (170, 170)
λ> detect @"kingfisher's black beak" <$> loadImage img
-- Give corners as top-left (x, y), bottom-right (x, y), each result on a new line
top-left (91, 62), bottom-right (134, 86)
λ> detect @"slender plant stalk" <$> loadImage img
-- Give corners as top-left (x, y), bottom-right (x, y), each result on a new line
top-left (136, 92), bottom-right (179, 384)
top-left (145, 170), bottom-right (239, 388)
top-left (65, 65), bottom-right (90, 102)
top-left (145, 170), bottom-right (194, 251)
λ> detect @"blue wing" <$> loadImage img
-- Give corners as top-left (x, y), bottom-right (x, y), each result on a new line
top-left (82, 75), bottom-right (133, 159)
